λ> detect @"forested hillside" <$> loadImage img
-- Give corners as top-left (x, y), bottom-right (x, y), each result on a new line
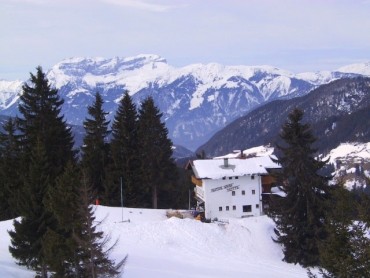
top-left (198, 77), bottom-right (370, 156)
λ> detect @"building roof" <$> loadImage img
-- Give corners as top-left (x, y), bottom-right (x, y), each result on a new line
top-left (192, 156), bottom-right (280, 180)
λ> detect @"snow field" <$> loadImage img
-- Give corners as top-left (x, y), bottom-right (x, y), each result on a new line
top-left (0, 206), bottom-right (309, 277)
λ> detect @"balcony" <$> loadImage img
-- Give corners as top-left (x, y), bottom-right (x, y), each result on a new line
top-left (195, 185), bottom-right (205, 201)
top-left (191, 175), bottom-right (202, 186)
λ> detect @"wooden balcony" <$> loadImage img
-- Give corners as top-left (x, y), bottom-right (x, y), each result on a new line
top-left (191, 175), bottom-right (202, 186)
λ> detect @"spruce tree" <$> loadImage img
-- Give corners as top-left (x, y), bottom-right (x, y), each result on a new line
top-left (8, 67), bottom-right (76, 276)
top-left (318, 184), bottom-right (357, 276)
top-left (0, 118), bottom-right (22, 220)
top-left (81, 92), bottom-right (110, 201)
top-left (109, 92), bottom-right (142, 207)
top-left (74, 173), bottom-right (126, 277)
top-left (17, 66), bottom-right (75, 178)
top-left (137, 96), bottom-right (178, 209)
top-left (43, 162), bottom-right (82, 277)
top-left (268, 108), bottom-right (330, 267)
top-left (9, 140), bottom-right (52, 278)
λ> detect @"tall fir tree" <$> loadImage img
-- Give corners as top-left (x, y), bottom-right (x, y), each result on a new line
top-left (81, 92), bottom-right (110, 201)
top-left (268, 108), bottom-right (330, 267)
top-left (0, 118), bottom-right (22, 220)
top-left (8, 67), bottom-right (76, 277)
top-left (9, 140), bottom-right (52, 278)
top-left (108, 92), bottom-right (142, 207)
top-left (137, 96), bottom-right (178, 209)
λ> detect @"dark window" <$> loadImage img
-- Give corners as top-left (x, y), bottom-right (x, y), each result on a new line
top-left (222, 177), bottom-right (226, 180)
top-left (232, 191), bottom-right (235, 196)
top-left (219, 207), bottom-right (222, 211)
top-left (252, 190), bottom-right (255, 195)
top-left (233, 205), bottom-right (236, 210)
top-left (226, 206), bottom-right (229, 211)
top-left (229, 177), bottom-right (232, 180)
top-left (242, 190), bottom-right (245, 195)
top-left (251, 175), bottom-right (255, 180)
top-left (256, 204), bottom-right (259, 208)
top-left (235, 176), bottom-right (239, 179)
top-left (243, 205), bottom-right (252, 212)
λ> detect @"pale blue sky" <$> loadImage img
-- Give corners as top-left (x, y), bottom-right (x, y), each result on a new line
top-left (1, 0), bottom-right (370, 80)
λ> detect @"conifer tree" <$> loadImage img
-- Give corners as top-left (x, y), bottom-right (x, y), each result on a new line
top-left (74, 173), bottom-right (126, 277)
top-left (268, 108), bottom-right (330, 267)
top-left (43, 162), bottom-right (82, 277)
top-left (0, 118), bottom-right (22, 220)
top-left (109, 92), bottom-right (142, 206)
top-left (81, 92), bottom-right (110, 200)
top-left (8, 67), bottom-right (75, 276)
top-left (9, 140), bottom-right (52, 278)
top-left (137, 96), bottom-right (177, 209)
top-left (317, 184), bottom-right (357, 276)
top-left (17, 66), bottom-right (75, 178)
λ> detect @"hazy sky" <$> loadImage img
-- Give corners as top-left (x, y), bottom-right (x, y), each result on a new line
top-left (1, 0), bottom-right (370, 80)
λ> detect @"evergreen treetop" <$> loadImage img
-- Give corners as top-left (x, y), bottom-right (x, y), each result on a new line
top-left (81, 92), bottom-right (110, 198)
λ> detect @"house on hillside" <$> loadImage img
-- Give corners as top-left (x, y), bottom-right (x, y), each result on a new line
top-left (187, 155), bottom-right (282, 220)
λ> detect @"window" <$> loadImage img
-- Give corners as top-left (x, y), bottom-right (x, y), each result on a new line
top-left (235, 176), bottom-right (239, 179)
top-left (226, 206), bottom-right (229, 211)
top-left (243, 205), bottom-right (252, 212)
top-left (242, 190), bottom-right (245, 195)
top-left (233, 205), bottom-right (236, 210)
top-left (252, 190), bottom-right (255, 195)
top-left (251, 175), bottom-right (255, 180)
top-left (232, 191), bottom-right (235, 196)
top-left (219, 207), bottom-right (222, 211)
top-left (229, 177), bottom-right (232, 180)
top-left (222, 177), bottom-right (226, 180)
top-left (256, 204), bottom-right (259, 208)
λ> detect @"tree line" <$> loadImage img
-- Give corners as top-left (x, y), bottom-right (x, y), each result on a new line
top-left (268, 108), bottom-right (370, 277)
top-left (0, 67), bottom-right (190, 277)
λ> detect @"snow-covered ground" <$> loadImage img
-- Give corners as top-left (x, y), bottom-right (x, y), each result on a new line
top-left (0, 206), bottom-right (309, 277)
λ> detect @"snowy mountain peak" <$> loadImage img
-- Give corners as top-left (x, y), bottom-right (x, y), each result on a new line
top-left (0, 56), bottom-right (368, 150)
top-left (337, 62), bottom-right (370, 76)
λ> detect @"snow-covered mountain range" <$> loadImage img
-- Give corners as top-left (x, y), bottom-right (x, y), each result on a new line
top-left (1, 55), bottom-right (369, 150)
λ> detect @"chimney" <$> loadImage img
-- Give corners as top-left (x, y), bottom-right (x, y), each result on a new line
top-left (223, 158), bottom-right (229, 167)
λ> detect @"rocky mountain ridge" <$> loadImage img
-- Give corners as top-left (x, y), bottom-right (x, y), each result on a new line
top-left (197, 77), bottom-right (370, 157)
top-left (0, 55), bottom-right (369, 150)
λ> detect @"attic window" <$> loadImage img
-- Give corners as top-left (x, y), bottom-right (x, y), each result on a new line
top-left (235, 176), bottom-right (239, 179)
top-left (251, 175), bottom-right (255, 180)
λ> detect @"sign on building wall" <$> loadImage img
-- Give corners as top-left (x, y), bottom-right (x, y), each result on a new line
top-left (211, 183), bottom-right (240, 193)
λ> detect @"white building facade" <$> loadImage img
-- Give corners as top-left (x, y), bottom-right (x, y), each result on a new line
top-left (190, 156), bottom-right (280, 220)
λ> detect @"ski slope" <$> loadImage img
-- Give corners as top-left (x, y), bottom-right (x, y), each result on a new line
top-left (0, 206), bottom-right (309, 277)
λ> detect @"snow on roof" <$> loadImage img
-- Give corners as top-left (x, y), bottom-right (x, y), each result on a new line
top-left (192, 156), bottom-right (280, 180)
